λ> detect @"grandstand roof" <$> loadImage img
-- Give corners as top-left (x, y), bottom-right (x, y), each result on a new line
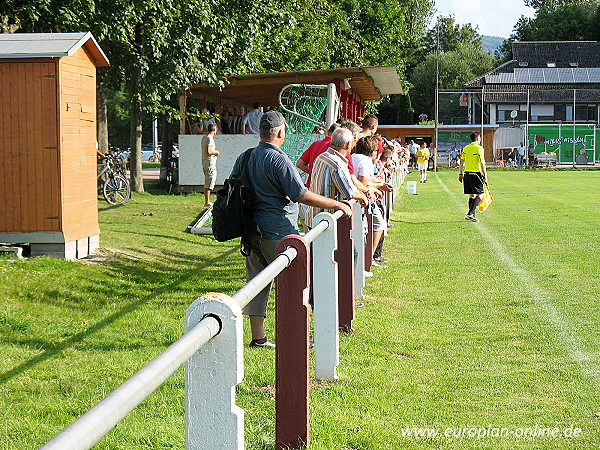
top-left (185, 66), bottom-right (403, 106)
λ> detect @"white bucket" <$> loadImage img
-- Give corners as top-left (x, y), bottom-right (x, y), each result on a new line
top-left (407, 181), bottom-right (417, 195)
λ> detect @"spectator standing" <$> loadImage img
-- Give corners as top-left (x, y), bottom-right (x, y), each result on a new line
top-left (230, 106), bottom-right (245, 134)
top-left (450, 147), bottom-right (459, 167)
top-left (428, 142), bottom-right (437, 170)
top-left (352, 136), bottom-right (392, 267)
top-left (230, 111), bottom-right (351, 347)
top-left (527, 143), bottom-right (535, 167)
top-left (517, 142), bottom-right (526, 167)
top-left (220, 109), bottom-right (233, 134)
top-left (458, 131), bottom-right (488, 223)
top-left (416, 141), bottom-right (430, 183)
top-left (304, 128), bottom-right (367, 228)
top-left (243, 102), bottom-right (264, 134)
top-left (359, 114), bottom-right (378, 138)
top-left (408, 140), bottom-right (418, 168)
top-left (296, 123), bottom-right (340, 186)
top-left (201, 123), bottom-right (219, 207)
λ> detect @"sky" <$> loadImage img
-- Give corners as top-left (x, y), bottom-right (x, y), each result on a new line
top-left (434, 0), bottom-right (536, 38)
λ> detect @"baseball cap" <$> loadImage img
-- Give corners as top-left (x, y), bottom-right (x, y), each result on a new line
top-left (260, 110), bottom-right (286, 130)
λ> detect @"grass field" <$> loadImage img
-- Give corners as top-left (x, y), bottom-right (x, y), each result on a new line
top-left (1, 171), bottom-right (599, 449)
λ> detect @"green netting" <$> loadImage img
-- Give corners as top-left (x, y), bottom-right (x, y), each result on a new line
top-left (279, 84), bottom-right (329, 163)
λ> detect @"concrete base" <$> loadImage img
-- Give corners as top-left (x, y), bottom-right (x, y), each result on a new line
top-left (29, 234), bottom-right (100, 259)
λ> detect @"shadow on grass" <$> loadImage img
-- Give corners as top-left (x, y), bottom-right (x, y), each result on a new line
top-left (0, 246), bottom-right (239, 384)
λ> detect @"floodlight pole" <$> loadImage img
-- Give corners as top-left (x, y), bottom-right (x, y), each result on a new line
top-left (573, 89), bottom-right (577, 168)
top-left (434, 19), bottom-right (440, 172)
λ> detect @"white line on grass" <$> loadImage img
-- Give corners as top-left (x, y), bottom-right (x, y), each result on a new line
top-left (436, 173), bottom-right (600, 383)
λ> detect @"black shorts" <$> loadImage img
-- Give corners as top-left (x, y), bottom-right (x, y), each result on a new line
top-left (463, 172), bottom-right (484, 195)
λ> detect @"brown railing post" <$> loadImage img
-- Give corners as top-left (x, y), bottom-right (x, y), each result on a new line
top-left (275, 234), bottom-right (310, 449)
top-left (336, 213), bottom-right (355, 332)
top-left (364, 207), bottom-right (373, 271)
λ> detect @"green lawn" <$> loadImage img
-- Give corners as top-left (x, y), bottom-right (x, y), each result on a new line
top-left (1, 171), bottom-right (599, 449)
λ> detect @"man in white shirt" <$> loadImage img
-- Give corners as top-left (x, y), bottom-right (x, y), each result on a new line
top-left (243, 102), bottom-right (264, 134)
top-left (201, 123), bottom-right (219, 206)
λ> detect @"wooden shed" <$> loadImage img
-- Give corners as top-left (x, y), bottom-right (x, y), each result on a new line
top-left (0, 32), bottom-right (109, 258)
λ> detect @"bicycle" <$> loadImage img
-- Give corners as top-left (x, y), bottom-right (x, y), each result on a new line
top-left (166, 157), bottom-right (178, 194)
top-left (98, 152), bottom-right (131, 205)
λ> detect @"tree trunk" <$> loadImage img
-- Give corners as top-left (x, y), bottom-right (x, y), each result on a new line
top-left (97, 84), bottom-right (109, 154)
top-left (159, 94), bottom-right (177, 185)
top-left (129, 76), bottom-right (144, 193)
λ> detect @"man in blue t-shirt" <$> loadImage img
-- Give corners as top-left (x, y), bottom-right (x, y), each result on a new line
top-left (230, 111), bottom-right (351, 348)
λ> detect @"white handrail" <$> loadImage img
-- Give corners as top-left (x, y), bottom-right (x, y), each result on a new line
top-left (39, 196), bottom-right (369, 449)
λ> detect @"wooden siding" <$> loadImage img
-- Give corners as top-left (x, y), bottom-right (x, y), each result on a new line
top-left (58, 46), bottom-right (99, 241)
top-left (0, 61), bottom-right (61, 232)
top-left (0, 46), bottom-right (100, 242)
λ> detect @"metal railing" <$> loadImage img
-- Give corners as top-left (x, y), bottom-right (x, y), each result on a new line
top-left (40, 185), bottom-right (403, 449)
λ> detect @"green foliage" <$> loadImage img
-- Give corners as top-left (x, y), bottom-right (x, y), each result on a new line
top-left (497, 1), bottom-right (599, 61)
top-left (376, 93), bottom-right (414, 125)
top-left (424, 15), bottom-right (482, 54)
top-left (396, 92), bottom-right (414, 124)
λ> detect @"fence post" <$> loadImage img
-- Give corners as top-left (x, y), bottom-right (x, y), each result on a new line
top-left (336, 210), bottom-right (355, 332)
top-left (364, 207), bottom-right (373, 272)
top-left (352, 201), bottom-right (365, 300)
top-left (185, 293), bottom-right (244, 450)
top-left (276, 234), bottom-right (310, 449)
top-left (312, 212), bottom-right (339, 381)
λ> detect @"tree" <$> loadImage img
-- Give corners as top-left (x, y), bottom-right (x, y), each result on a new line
top-left (524, 0), bottom-right (594, 10)
top-left (423, 15), bottom-right (482, 54)
top-left (497, 1), bottom-right (598, 61)
top-left (377, 93), bottom-right (414, 125)
top-left (409, 43), bottom-right (496, 121)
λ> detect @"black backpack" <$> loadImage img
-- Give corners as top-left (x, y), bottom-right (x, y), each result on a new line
top-left (212, 148), bottom-right (256, 256)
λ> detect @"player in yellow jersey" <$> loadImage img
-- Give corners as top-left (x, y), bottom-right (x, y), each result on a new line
top-left (458, 131), bottom-right (488, 222)
top-left (415, 141), bottom-right (430, 183)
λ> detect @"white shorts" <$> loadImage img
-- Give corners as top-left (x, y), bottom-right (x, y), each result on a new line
top-left (417, 162), bottom-right (428, 171)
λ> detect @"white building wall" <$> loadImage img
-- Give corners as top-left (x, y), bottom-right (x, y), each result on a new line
top-left (179, 134), bottom-right (322, 191)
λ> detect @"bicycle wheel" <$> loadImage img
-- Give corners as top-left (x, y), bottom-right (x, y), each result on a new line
top-left (166, 169), bottom-right (174, 194)
top-left (103, 174), bottom-right (131, 205)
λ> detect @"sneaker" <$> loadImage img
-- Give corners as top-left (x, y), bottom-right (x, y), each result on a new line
top-left (465, 214), bottom-right (479, 223)
top-left (375, 257), bottom-right (389, 263)
top-left (364, 271), bottom-right (373, 278)
top-left (249, 338), bottom-right (276, 348)
top-left (355, 302), bottom-right (365, 308)
top-left (205, 202), bottom-right (214, 208)
top-left (371, 261), bottom-right (387, 268)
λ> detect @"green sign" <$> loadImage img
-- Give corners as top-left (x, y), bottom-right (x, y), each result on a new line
top-left (438, 130), bottom-right (473, 152)
top-left (527, 124), bottom-right (596, 163)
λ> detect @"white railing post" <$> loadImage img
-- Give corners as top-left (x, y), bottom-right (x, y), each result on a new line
top-left (312, 212), bottom-right (339, 381)
top-left (352, 202), bottom-right (365, 299)
top-left (185, 293), bottom-right (244, 450)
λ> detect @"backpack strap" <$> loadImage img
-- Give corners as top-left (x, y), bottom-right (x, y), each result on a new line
top-left (240, 147), bottom-right (255, 181)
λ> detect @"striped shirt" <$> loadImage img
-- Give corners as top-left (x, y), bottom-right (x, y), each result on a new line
top-left (304, 148), bottom-right (357, 228)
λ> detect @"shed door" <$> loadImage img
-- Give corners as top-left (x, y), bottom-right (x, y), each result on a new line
top-left (0, 62), bottom-right (60, 232)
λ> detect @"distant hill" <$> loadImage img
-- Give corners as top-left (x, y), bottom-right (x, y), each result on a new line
top-left (482, 35), bottom-right (506, 54)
